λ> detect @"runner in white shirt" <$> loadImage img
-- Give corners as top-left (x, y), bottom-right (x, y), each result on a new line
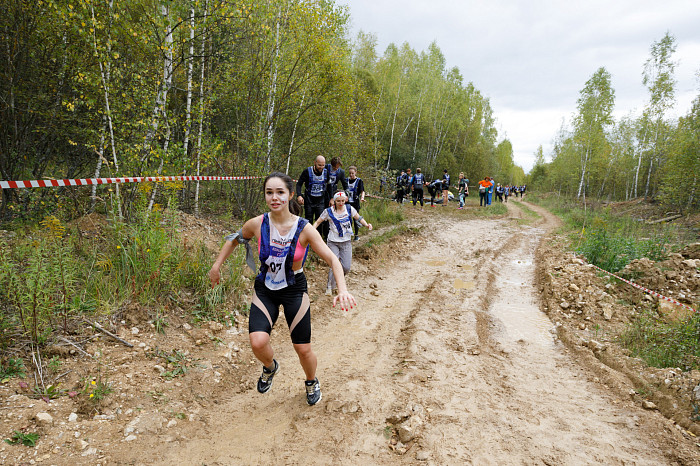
top-left (313, 191), bottom-right (372, 296)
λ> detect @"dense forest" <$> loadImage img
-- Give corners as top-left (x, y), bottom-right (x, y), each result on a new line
top-left (528, 32), bottom-right (700, 213)
top-left (0, 0), bottom-right (523, 220)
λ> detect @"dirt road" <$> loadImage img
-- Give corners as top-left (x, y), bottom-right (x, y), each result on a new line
top-left (103, 201), bottom-right (690, 465)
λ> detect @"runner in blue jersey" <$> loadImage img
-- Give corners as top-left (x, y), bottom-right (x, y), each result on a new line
top-left (346, 165), bottom-right (366, 240)
top-left (296, 156), bottom-right (330, 240)
top-left (442, 169), bottom-right (451, 207)
top-left (410, 168), bottom-right (425, 210)
top-left (326, 156), bottom-right (348, 203)
top-left (210, 173), bottom-right (356, 406)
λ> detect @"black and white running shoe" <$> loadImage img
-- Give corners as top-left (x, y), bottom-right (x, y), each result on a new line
top-left (257, 359), bottom-right (279, 394)
top-left (305, 377), bottom-right (322, 406)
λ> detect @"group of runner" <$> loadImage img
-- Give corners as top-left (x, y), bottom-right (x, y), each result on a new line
top-left (209, 162), bottom-right (528, 407)
top-left (394, 169), bottom-right (526, 209)
top-left (477, 176), bottom-right (527, 206)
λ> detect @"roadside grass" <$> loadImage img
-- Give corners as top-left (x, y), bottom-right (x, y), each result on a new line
top-left (360, 198), bottom-right (404, 228)
top-left (354, 225), bottom-right (419, 253)
top-left (619, 310), bottom-right (700, 371)
top-left (0, 201), bottom-right (250, 351)
top-left (527, 193), bottom-right (683, 273)
top-left (511, 199), bottom-right (540, 222)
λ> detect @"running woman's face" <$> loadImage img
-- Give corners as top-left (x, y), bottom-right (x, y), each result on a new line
top-left (264, 177), bottom-right (289, 212)
top-left (334, 197), bottom-right (346, 209)
top-left (349, 168), bottom-right (356, 179)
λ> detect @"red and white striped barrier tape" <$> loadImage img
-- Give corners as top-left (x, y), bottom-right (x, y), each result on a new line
top-left (0, 175), bottom-right (263, 189)
top-left (586, 262), bottom-right (697, 313)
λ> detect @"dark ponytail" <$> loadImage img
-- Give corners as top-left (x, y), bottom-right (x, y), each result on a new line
top-left (263, 172), bottom-right (302, 216)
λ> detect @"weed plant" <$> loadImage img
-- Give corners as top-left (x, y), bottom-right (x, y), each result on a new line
top-left (620, 310), bottom-right (700, 370)
top-left (0, 189), bottom-right (248, 349)
top-left (5, 431), bottom-right (39, 447)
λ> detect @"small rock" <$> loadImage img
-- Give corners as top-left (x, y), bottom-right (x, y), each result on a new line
top-left (560, 301), bottom-right (570, 310)
top-left (398, 425), bottom-right (414, 443)
top-left (68, 413), bottom-right (78, 422)
top-left (370, 290), bottom-right (380, 297)
top-left (642, 401), bottom-right (657, 410)
top-left (35, 412), bottom-right (53, 426)
top-left (208, 321), bottom-right (224, 333)
top-left (579, 323), bottom-right (586, 330)
top-left (416, 451), bottom-right (430, 461)
top-left (568, 283), bottom-right (580, 292)
top-left (79, 440), bottom-right (89, 450)
top-left (131, 327), bottom-right (140, 335)
top-left (167, 420), bottom-right (177, 428)
top-left (154, 365), bottom-right (165, 374)
top-left (82, 447), bottom-right (98, 456)
top-left (124, 435), bottom-right (137, 442)
top-left (602, 305), bottom-right (614, 321)
top-left (182, 323), bottom-right (192, 331)
top-left (693, 384), bottom-right (700, 401)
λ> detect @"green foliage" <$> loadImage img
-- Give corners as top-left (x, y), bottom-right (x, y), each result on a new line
top-left (152, 349), bottom-right (195, 380)
top-left (361, 199), bottom-right (404, 228)
top-left (5, 431), bottom-right (40, 447)
top-left (31, 383), bottom-right (65, 401)
top-left (529, 195), bottom-right (681, 272)
top-left (0, 358), bottom-right (26, 382)
top-left (620, 310), bottom-right (700, 370)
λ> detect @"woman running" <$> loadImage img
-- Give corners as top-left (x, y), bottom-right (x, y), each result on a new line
top-left (313, 191), bottom-right (372, 296)
top-left (209, 173), bottom-right (357, 406)
top-left (346, 165), bottom-right (366, 240)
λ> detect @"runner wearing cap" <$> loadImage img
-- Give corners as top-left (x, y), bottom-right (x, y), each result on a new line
top-left (313, 191), bottom-right (373, 296)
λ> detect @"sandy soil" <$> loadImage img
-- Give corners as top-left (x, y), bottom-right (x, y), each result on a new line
top-left (2, 200), bottom-right (699, 465)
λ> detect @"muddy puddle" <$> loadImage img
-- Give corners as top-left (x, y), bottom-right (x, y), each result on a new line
top-left (454, 278), bottom-right (475, 290)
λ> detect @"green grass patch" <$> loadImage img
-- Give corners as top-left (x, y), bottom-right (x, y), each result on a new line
top-left (527, 193), bottom-right (682, 272)
top-left (360, 198), bottom-right (404, 228)
top-left (619, 310), bottom-right (700, 370)
top-left (355, 225), bottom-right (418, 253)
top-left (511, 200), bottom-right (540, 221)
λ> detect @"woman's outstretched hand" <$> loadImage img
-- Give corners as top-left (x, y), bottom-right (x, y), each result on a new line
top-left (333, 291), bottom-right (357, 311)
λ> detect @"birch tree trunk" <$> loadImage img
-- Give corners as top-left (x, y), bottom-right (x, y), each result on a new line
top-left (139, 3), bottom-right (173, 165)
top-left (385, 69), bottom-right (404, 170)
top-left (90, 1), bottom-right (121, 218)
top-left (412, 88), bottom-right (425, 165)
top-left (182, 3), bottom-right (195, 173)
top-left (194, 2), bottom-right (208, 217)
top-left (265, 6), bottom-right (283, 172)
top-left (286, 86), bottom-right (306, 175)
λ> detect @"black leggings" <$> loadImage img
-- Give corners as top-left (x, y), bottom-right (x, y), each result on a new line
top-left (250, 273), bottom-right (311, 344)
top-left (479, 192), bottom-right (487, 206)
top-left (305, 197), bottom-right (327, 240)
top-left (350, 201), bottom-right (361, 235)
top-left (412, 188), bottom-right (424, 206)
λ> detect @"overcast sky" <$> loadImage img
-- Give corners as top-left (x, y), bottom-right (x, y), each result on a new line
top-left (340, 0), bottom-right (700, 173)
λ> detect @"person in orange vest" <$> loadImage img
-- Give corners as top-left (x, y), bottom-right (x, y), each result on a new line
top-left (478, 177), bottom-right (492, 207)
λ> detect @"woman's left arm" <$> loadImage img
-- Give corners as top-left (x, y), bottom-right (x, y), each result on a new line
top-left (301, 224), bottom-right (357, 311)
top-left (351, 209), bottom-right (372, 231)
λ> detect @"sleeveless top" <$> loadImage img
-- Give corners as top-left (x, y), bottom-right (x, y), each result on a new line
top-left (348, 178), bottom-right (358, 203)
top-left (412, 173), bottom-right (424, 188)
top-left (442, 173), bottom-right (450, 187)
top-left (256, 214), bottom-right (309, 290)
top-left (307, 166), bottom-right (327, 198)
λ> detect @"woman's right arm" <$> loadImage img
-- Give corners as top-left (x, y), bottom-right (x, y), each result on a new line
top-left (209, 218), bottom-right (258, 286)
